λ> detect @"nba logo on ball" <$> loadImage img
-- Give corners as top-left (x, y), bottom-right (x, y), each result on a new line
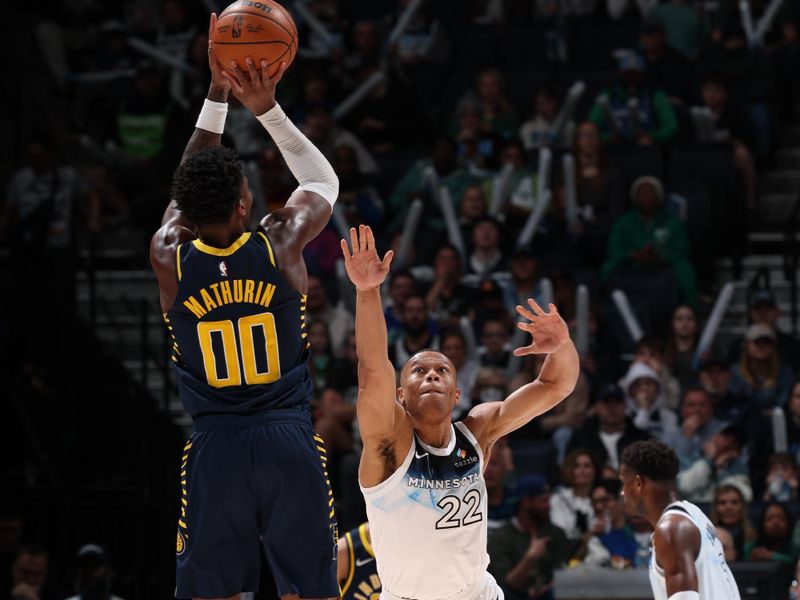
top-left (211, 0), bottom-right (298, 77)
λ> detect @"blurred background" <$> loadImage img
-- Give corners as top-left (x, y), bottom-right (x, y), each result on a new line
top-left (1, 0), bottom-right (800, 598)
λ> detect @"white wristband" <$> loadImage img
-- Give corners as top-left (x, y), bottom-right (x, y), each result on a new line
top-left (668, 592), bottom-right (700, 600)
top-left (196, 98), bottom-right (228, 134)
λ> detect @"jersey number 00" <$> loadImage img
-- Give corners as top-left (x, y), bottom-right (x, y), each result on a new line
top-left (197, 313), bottom-right (282, 387)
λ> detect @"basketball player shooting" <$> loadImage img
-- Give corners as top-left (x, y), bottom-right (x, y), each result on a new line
top-left (150, 13), bottom-right (340, 600)
top-left (339, 225), bottom-right (580, 600)
top-left (620, 440), bottom-right (741, 600)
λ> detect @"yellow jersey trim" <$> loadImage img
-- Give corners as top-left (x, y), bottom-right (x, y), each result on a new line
top-left (192, 232), bottom-right (251, 256)
top-left (359, 523), bottom-right (374, 558)
top-left (257, 231), bottom-right (276, 266)
top-left (341, 531), bottom-right (356, 596)
top-left (176, 243), bottom-right (183, 281)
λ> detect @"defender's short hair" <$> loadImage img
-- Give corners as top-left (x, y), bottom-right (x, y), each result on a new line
top-left (171, 146), bottom-right (243, 225)
top-left (621, 439), bottom-right (679, 482)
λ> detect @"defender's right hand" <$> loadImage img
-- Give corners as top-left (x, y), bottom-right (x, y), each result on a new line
top-left (340, 225), bottom-right (393, 292)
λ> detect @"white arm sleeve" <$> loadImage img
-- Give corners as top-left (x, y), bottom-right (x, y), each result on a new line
top-left (256, 103), bottom-right (339, 206)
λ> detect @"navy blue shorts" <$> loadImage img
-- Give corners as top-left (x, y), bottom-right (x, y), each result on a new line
top-left (175, 408), bottom-right (339, 599)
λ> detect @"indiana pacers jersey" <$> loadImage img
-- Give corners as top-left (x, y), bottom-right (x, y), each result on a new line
top-left (341, 523), bottom-right (380, 600)
top-left (361, 422), bottom-right (498, 600)
top-left (164, 231), bottom-right (313, 418)
top-left (650, 501), bottom-right (741, 600)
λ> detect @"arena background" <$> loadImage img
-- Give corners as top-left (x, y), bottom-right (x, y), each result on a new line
top-left (1, 0), bottom-right (799, 598)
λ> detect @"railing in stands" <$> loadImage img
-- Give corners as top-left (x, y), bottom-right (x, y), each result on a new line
top-left (782, 192), bottom-right (800, 335)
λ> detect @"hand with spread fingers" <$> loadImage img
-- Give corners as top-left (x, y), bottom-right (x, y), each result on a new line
top-left (514, 299), bottom-right (571, 356)
top-left (340, 225), bottom-right (394, 292)
top-left (221, 55), bottom-right (288, 116)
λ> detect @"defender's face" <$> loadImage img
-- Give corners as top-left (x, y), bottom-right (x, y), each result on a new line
top-left (399, 352), bottom-right (460, 425)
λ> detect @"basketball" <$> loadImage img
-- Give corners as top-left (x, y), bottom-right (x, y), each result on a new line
top-left (211, 0), bottom-right (298, 78)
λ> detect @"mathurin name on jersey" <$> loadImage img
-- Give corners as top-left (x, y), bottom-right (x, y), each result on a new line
top-left (407, 473), bottom-right (481, 490)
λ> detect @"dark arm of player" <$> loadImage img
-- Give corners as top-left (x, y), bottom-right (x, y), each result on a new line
top-left (653, 515), bottom-right (700, 598)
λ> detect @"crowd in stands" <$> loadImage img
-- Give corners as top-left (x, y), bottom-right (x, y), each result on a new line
top-left (3, 0), bottom-right (800, 598)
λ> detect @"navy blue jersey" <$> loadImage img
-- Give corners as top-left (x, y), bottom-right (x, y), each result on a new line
top-left (341, 523), bottom-right (380, 600)
top-left (164, 231), bottom-right (312, 418)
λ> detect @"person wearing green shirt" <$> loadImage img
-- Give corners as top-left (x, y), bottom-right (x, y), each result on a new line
top-left (745, 502), bottom-right (800, 563)
top-left (588, 52), bottom-right (678, 145)
top-left (488, 475), bottom-right (570, 600)
top-left (649, 0), bottom-right (700, 58)
top-left (601, 176), bottom-right (697, 307)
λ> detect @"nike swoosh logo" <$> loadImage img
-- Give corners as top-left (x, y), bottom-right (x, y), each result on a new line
top-left (415, 451), bottom-right (429, 459)
top-left (355, 557), bottom-right (374, 567)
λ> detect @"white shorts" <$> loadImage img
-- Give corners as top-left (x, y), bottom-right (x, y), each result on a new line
top-left (380, 572), bottom-right (504, 600)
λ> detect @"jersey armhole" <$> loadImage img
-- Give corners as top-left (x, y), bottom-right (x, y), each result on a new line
top-left (360, 440), bottom-right (416, 498)
top-left (176, 242), bottom-right (183, 281)
top-left (256, 230), bottom-right (278, 268)
top-left (359, 523), bottom-right (374, 558)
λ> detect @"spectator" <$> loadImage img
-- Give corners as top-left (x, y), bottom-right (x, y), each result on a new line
top-left (629, 332), bottom-right (678, 399)
top-left (571, 122), bottom-right (624, 224)
top-left (389, 0), bottom-right (451, 69)
top-left (648, 1), bottom-right (700, 58)
top-left (384, 271), bottom-right (418, 346)
top-left (620, 361), bottom-right (679, 440)
top-left (665, 387), bottom-right (727, 468)
top-left (479, 319), bottom-right (512, 369)
top-left (488, 475), bottom-right (570, 600)
top-left (306, 275), bottom-right (354, 359)
top-left (710, 484), bottom-right (756, 561)
top-left (727, 289), bottom-right (800, 374)
top-left (664, 304), bottom-right (700, 386)
top-left (640, 17), bottom-right (693, 105)
top-left (313, 388), bottom-right (356, 465)
top-left (440, 329), bottom-right (480, 418)
top-left (537, 372), bottom-right (591, 462)
top-left (328, 331), bottom-right (359, 403)
top-left (485, 440), bottom-right (518, 529)
top-left (698, 355), bottom-right (747, 423)
top-left (333, 144), bottom-right (384, 229)
top-left (304, 106), bottom-right (380, 177)
top-left (458, 185), bottom-right (489, 239)
top-left (602, 175), bottom-right (698, 308)
top-left (579, 479), bottom-right (639, 568)
top-left (455, 69), bottom-right (519, 139)
top-left (454, 101), bottom-right (502, 175)
top-left (784, 383), bottom-right (800, 457)
top-left (745, 503), bottom-right (800, 564)
top-left (471, 367), bottom-right (509, 409)
top-left (694, 74), bottom-right (757, 209)
top-left (550, 450), bottom-right (597, 544)
top-left (567, 384), bottom-right (651, 471)
top-left (341, 20), bottom-right (382, 91)
top-left (468, 217), bottom-right (507, 277)
top-left (763, 453), bottom-right (799, 503)
top-left (388, 138), bottom-right (474, 235)
top-left (308, 321), bottom-right (336, 392)
top-left (519, 86), bottom-right (576, 151)
top-left (730, 323), bottom-right (795, 411)
top-left (425, 244), bottom-right (472, 330)
top-left (588, 51), bottom-right (678, 145)
top-left (502, 246), bottom-right (542, 313)
top-left (9, 545), bottom-right (59, 600)
top-left (388, 294), bottom-right (439, 367)
top-left (64, 544), bottom-right (126, 600)
top-left (488, 141), bottom-right (539, 220)
top-left (606, 0), bottom-right (658, 20)
top-left (677, 425), bottom-right (752, 502)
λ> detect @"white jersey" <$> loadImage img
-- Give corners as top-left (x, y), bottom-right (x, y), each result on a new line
top-left (361, 422), bottom-right (502, 600)
top-left (650, 501), bottom-right (741, 600)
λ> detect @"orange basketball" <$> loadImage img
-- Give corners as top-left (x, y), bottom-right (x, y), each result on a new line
top-left (211, 0), bottom-right (298, 79)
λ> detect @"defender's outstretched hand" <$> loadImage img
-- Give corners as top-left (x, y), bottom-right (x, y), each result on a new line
top-left (340, 225), bottom-right (393, 291)
top-left (514, 300), bottom-right (571, 356)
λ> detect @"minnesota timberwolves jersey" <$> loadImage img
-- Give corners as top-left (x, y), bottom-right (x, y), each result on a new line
top-left (164, 231), bottom-right (313, 418)
top-left (361, 422), bottom-right (491, 600)
top-left (341, 523), bottom-right (381, 600)
top-left (650, 501), bottom-right (741, 600)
